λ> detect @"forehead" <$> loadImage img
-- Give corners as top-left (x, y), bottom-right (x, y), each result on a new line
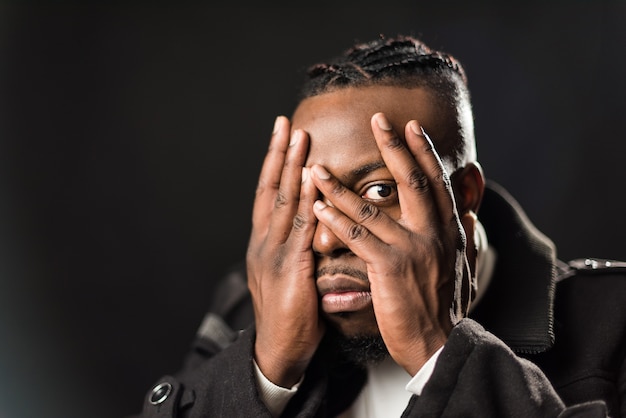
top-left (291, 86), bottom-right (456, 170)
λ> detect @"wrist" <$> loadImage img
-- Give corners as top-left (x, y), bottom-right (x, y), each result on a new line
top-left (392, 330), bottom-right (448, 376)
top-left (254, 340), bottom-right (310, 387)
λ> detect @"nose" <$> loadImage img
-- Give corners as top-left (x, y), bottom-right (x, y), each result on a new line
top-left (312, 203), bottom-right (351, 258)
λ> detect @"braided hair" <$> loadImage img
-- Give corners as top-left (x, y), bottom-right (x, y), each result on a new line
top-left (299, 34), bottom-right (475, 170)
top-left (301, 34), bottom-right (468, 99)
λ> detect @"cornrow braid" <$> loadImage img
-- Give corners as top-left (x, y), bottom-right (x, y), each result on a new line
top-left (300, 34), bottom-right (467, 99)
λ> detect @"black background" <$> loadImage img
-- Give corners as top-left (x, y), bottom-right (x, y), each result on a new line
top-left (1, 2), bottom-right (625, 417)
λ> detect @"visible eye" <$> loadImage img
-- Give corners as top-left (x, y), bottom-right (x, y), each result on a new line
top-left (361, 183), bottom-right (397, 202)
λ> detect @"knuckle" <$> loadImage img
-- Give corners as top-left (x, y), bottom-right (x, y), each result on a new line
top-left (292, 213), bottom-right (308, 230)
top-left (385, 133), bottom-right (404, 150)
top-left (347, 223), bottom-right (368, 241)
top-left (434, 170), bottom-right (451, 190)
top-left (328, 180), bottom-right (347, 198)
top-left (356, 202), bottom-right (379, 223)
top-left (274, 191), bottom-right (288, 208)
top-left (407, 169), bottom-right (429, 192)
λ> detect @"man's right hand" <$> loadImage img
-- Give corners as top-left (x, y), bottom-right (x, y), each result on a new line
top-left (246, 116), bottom-right (324, 388)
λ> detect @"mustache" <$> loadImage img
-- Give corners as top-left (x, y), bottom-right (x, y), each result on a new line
top-left (315, 265), bottom-right (369, 282)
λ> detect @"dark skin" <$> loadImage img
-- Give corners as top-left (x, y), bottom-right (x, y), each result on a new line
top-left (247, 85), bottom-right (485, 388)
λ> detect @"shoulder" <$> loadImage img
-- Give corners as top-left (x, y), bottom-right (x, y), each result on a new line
top-left (554, 257), bottom-right (626, 309)
top-left (417, 319), bottom-right (569, 418)
top-left (530, 258), bottom-right (626, 416)
top-left (558, 257), bottom-right (626, 280)
top-left (550, 257), bottom-right (626, 353)
top-left (555, 257), bottom-right (626, 309)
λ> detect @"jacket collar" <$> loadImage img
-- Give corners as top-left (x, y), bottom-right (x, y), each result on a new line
top-left (469, 181), bottom-right (557, 354)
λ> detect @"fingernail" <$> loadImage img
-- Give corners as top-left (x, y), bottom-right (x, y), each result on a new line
top-left (301, 167), bottom-right (309, 183)
top-left (314, 200), bottom-right (327, 211)
top-left (289, 129), bottom-right (301, 146)
top-left (312, 165), bottom-right (330, 180)
top-left (273, 116), bottom-right (282, 134)
top-left (410, 120), bottom-right (422, 135)
top-left (375, 114), bottom-right (393, 131)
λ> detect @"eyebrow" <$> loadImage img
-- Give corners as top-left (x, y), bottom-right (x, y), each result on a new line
top-left (348, 161), bottom-right (388, 179)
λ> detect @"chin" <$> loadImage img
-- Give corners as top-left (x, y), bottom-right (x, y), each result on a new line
top-left (324, 312), bottom-right (389, 366)
top-left (323, 309), bottom-right (379, 336)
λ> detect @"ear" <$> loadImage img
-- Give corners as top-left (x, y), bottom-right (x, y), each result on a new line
top-left (451, 161), bottom-right (485, 215)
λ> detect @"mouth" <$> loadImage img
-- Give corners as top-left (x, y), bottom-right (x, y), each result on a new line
top-left (321, 290), bottom-right (372, 314)
top-left (316, 266), bottom-right (371, 314)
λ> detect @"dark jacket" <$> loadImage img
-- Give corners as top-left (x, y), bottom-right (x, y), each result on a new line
top-left (135, 182), bottom-right (625, 417)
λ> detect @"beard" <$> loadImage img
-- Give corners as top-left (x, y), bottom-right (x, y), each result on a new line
top-left (315, 265), bottom-right (390, 366)
top-left (328, 328), bottom-right (390, 367)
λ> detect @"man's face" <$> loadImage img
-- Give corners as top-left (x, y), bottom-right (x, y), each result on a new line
top-left (291, 85), bottom-right (461, 342)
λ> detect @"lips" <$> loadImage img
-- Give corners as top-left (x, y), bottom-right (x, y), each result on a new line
top-left (321, 290), bottom-right (372, 313)
top-left (317, 273), bottom-right (372, 314)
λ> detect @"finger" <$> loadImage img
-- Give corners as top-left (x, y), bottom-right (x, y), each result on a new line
top-left (252, 116), bottom-right (291, 231)
top-left (312, 199), bottom-right (388, 266)
top-left (289, 167), bottom-right (319, 252)
top-left (370, 113), bottom-right (439, 231)
top-left (458, 212), bottom-right (477, 313)
top-left (310, 164), bottom-right (400, 253)
top-left (404, 119), bottom-right (456, 223)
top-left (266, 128), bottom-right (310, 244)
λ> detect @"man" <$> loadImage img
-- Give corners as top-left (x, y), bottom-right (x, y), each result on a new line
top-left (135, 35), bottom-right (624, 417)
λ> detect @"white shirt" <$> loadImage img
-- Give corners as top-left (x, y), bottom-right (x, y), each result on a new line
top-left (253, 346), bottom-right (443, 417)
top-left (339, 347), bottom-right (443, 418)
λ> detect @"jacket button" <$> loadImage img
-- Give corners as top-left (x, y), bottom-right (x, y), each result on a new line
top-left (149, 382), bottom-right (173, 405)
